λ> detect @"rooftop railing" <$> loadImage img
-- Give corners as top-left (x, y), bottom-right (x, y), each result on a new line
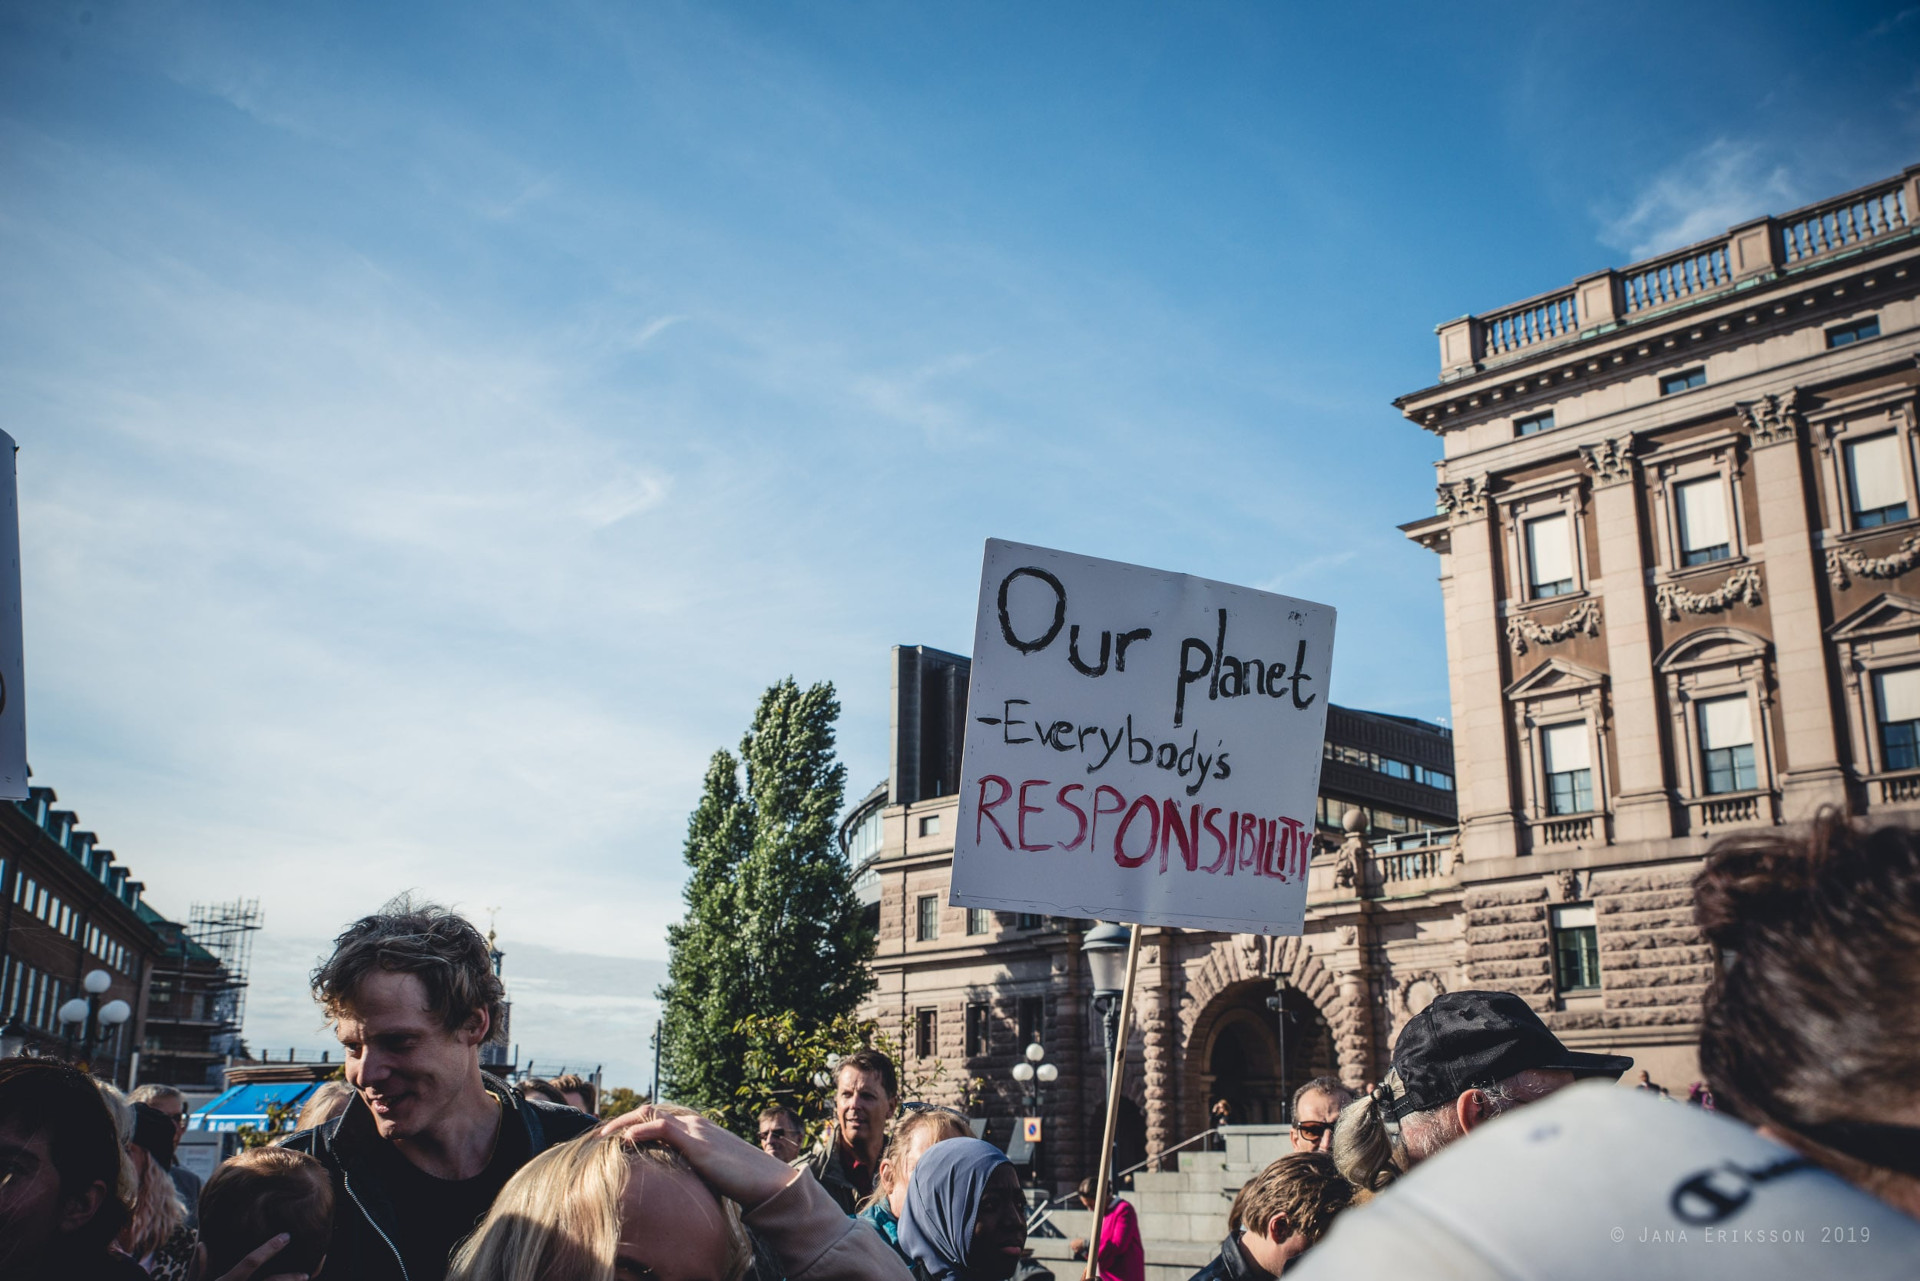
top-left (1435, 164), bottom-right (1919, 378)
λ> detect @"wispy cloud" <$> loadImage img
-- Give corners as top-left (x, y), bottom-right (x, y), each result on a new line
top-left (1595, 139), bottom-right (1802, 259)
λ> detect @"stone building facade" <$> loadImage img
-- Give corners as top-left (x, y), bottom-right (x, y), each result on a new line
top-left (856, 164), bottom-right (1920, 1188)
top-left (1389, 161), bottom-right (1920, 1095)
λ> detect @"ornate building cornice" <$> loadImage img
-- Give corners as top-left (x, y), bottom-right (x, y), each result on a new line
top-left (1436, 474), bottom-right (1489, 522)
top-left (1737, 388), bottom-right (1805, 448)
top-left (1577, 434), bottom-right (1636, 487)
top-left (1655, 565), bottom-right (1764, 620)
top-left (1506, 599), bottom-right (1602, 654)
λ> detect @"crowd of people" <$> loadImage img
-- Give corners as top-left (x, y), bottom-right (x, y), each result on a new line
top-left (2, 812), bottom-right (1919, 1279)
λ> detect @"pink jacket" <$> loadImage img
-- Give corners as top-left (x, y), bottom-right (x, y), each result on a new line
top-left (1095, 1197), bottom-right (1146, 1281)
top-left (746, 1168), bottom-right (913, 1280)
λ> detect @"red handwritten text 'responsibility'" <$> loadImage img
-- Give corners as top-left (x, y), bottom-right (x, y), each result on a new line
top-left (975, 775), bottom-right (1311, 880)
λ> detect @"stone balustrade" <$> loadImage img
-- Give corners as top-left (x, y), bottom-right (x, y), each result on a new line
top-left (1436, 164), bottom-right (1920, 377)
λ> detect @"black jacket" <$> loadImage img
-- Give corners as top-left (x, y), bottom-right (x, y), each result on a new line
top-left (280, 1075), bottom-right (596, 1281)
top-left (791, 1125), bottom-right (871, 1216)
top-left (1189, 1233), bottom-right (1274, 1281)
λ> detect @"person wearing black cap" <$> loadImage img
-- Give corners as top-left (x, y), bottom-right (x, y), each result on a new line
top-left (1329, 990), bottom-right (1631, 1191)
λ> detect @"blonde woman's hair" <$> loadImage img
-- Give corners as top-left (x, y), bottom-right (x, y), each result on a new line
top-left (123, 1141), bottom-right (188, 1259)
top-left (860, 1104), bottom-right (972, 1212)
top-left (447, 1105), bottom-right (751, 1281)
top-left (92, 1081), bottom-right (140, 1214)
top-left (291, 1080), bottom-right (356, 1133)
top-left (1328, 1072), bottom-right (1410, 1192)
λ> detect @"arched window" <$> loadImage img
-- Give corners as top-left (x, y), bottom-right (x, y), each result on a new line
top-left (1655, 628), bottom-right (1777, 834)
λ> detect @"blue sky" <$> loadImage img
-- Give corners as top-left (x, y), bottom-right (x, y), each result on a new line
top-left (3, 1), bottom-right (1915, 1088)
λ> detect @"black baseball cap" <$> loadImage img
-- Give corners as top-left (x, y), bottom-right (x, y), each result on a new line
top-left (1383, 990), bottom-right (1633, 1120)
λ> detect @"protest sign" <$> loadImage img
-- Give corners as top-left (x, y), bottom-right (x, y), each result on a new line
top-left (951, 539), bottom-right (1335, 935)
top-left (0, 432), bottom-right (24, 800)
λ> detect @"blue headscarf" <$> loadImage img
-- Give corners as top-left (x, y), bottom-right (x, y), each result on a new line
top-left (897, 1136), bottom-right (1012, 1281)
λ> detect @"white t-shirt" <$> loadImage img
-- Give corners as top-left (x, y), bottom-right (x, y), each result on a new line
top-left (1289, 1080), bottom-right (1920, 1280)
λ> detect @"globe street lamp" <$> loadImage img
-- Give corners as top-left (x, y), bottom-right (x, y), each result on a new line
top-left (56, 969), bottom-right (130, 1078)
top-left (1010, 1041), bottom-right (1057, 1185)
top-left (1081, 923), bottom-right (1131, 1098)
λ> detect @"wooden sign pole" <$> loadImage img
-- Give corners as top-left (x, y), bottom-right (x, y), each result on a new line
top-left (1083, 924), bottom-right (1144, 1281)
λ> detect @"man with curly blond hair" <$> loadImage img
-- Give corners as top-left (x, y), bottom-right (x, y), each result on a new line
top-left (277, 898), bottom-right (596, 1281)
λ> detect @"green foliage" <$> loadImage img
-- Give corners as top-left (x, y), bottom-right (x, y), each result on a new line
top-left (657, 679), bottom-right (877, 1131)
top-left (236, 1099), bottom-right (296, 1150)
top-left (729, 1013), bottom-right (948, 1141)
top-left (598, 1085), bottom-right (649, 1120)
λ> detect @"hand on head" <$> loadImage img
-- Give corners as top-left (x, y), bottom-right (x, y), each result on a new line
top-left (597, 1105), bottom-right (799, 1212)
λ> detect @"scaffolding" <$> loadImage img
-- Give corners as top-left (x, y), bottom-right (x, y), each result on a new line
top-left (187, 899), bottom-right (263, 1040)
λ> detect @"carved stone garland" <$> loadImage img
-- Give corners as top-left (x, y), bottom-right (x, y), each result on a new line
top-left (1828, 535), bottom-right (1920, 589)
top-left (1506, 599), bottom-right (1602, 654)
top-left (1655, 565), bottom-right (1764, 620)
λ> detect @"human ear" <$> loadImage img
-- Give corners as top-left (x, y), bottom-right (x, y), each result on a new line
top-left (57, 1179), bottom-right (106, 1234)
top-left (1457, 1089), bottom-right (1489, 1133)
top-left (1264, 1212), bottom-right (1292, 1244)
top-left (460, 1005), bottom-right (492, 1047)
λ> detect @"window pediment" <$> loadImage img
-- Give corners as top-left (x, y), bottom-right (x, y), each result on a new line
top-left (1828, 592), bottom-right (1920, 642)
top-left (1505, 656), bottom-right (1606, 701)
top-left (1655, 626), bottom-right (1769, 674)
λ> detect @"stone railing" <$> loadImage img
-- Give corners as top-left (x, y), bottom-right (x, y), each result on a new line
top-left (1876, 772), bottom-right (1920, 806)
top-left (1481, 288), bottom-right (1581, 358)
top-left (1781, 180), bottom-right (1911, 265)
top-left (1620, 241), bottom-right (1732, 316)
top-left (1531, 814), bottom-right (1596, 848)
top-left (1436, 165), bottom-right (1920, 377)
top-left (1685, 789), bottom-right (1776, 833)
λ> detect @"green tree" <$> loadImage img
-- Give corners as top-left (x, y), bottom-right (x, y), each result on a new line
top-left (657, 679), bottom-right (876, 1130)
top-left (598, 1085), bottom-right (649, 1120)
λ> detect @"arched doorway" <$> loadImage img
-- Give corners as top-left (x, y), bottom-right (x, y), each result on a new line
top-left (1195, 980), bottom-right (1338, 1126)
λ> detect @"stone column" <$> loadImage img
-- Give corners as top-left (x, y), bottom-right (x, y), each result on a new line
top-left (1744, 393), bottom-right (1851, 816)
top-left (1138, 931), bottom-right (1179, 1170)
top-left (1438, 475), bottom-right (1522, 859)
top-left (1579, 435), bottom-right (1674, 841)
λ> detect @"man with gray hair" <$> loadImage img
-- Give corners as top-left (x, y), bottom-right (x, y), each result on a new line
top-left (1329, 990), bottom-right (1631, 1190)
top-left (1288, 1076), bottom-right (1353, 1155)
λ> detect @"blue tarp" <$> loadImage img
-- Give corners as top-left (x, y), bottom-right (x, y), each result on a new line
top-left (193, 1082), bottom-right (322, 1132)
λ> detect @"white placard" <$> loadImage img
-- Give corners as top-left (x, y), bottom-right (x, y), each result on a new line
top-left (0, 432), bottom-right (24, 800)
top-left (951, 540), bottom-right (1335, 935)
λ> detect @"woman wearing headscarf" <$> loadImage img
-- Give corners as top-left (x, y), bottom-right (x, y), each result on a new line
top-left (897, 1137), bottom-right (1029, 1281)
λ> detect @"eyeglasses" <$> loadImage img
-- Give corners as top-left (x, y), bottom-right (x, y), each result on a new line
top-left (1291, 1121), bottom-right (1333, 1139)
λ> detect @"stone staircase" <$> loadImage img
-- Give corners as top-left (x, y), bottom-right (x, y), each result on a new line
top-left (1028, 1125), bottom-right (1297, 1281)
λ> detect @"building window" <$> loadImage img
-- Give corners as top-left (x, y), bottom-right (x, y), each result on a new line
top-left (1673, 476), bottom-right (1732, 566)
top-left (915, 1008), bottom-right (937, 1058)
top-left (1525, 514), bottom-right (1576, 599)
top-left (1016, 913), bottom-right (1044, 930)
top-left (1828, 317), bottom-right (1881, 348)
top-left (966, 907), bottom-right (991, 936)
top-left (916, 895), bottom-right (940, 942)
top-left (1660, 368), bottom-right (1706, 396)
top-left (919, 814), bottom-right (942, 837)
top-left (1541, 723), bottom-right (1593, 815)
top-left (1875, 667), bottom-right (1920, 772)
top-left (1516, 411), bottom-right (1556, 437)
top-left (1698, 696), bottom-right (1758, 795)
top-left (1846, 434), bottom-right (1909, 528)
top-left (1016, 996), bottom-right (1043, 1048)
top-left (1414, 765), bottom-right (1454, 790)
top-left (965, 1002), bottom-right (989, 1058)
top-left (1552, 904), bottom-right (1601, 993)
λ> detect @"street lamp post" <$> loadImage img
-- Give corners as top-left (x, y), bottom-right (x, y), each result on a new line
top-left (1010, 1041), bottom-right (1057, 1186)
top-left (1081, 923), bottom-right (1131, 1098)
top-left (56, 969), bottom-right (131, 1082)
